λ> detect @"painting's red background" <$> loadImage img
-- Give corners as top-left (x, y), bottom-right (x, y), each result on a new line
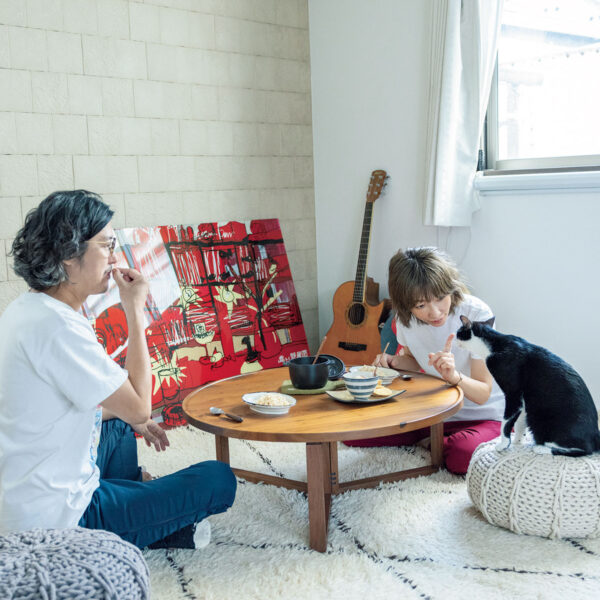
top-left (82, 219), bottom-right (309, 427)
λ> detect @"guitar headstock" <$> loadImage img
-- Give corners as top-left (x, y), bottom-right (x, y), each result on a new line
top-left (366, 170), bottom-right (389, 203)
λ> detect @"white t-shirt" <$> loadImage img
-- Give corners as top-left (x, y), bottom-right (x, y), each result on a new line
top-left (0, 292), bottom-right (128, 534)
top-left (395, 294), bottom-right (504, 422)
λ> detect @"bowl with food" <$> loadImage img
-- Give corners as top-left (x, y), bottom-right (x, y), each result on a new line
top-left (341, 372), bottom-right (380, 401)
top-left (242, 392), bottom-right (297, 415)
top-left (348, 365), bottom-right (399, 386)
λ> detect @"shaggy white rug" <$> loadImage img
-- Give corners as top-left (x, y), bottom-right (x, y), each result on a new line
top-left (139, 426), bottom-right (600, 600)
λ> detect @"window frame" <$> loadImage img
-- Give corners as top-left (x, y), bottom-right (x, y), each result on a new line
top-left (483, 33), bottom-right (600, 176)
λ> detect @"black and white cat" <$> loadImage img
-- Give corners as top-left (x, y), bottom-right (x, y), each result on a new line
top-left (456, 315), bottom-right (600, 456)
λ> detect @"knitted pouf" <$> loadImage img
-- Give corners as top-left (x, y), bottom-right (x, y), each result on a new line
top-left (466, 440), bottom-right (600, 539)
top-left (0, 527), bottom-right (150, 599)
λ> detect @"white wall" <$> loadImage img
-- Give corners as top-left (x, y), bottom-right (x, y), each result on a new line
top-left (0, 0), bottom-right (319, 350)
top-left (461, 189), bottom-right (600, 405)
top-left (309, 0), bottom-right (437, 333)
top-left (309, 0), bottom-right (600, 406)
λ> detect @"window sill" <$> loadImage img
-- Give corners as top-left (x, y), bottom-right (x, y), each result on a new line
top-left (474, 170), bottom-right (600, 194)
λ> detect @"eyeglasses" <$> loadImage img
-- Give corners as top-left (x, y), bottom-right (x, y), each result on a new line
top-left (89, 237), bottom-right (117, 256)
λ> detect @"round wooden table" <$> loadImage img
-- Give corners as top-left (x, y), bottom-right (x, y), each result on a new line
top-left (182, 366), bottom-right (463, 552)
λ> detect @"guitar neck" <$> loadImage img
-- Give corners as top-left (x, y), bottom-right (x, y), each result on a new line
top-left (352, 201), bottom-right (374, 303)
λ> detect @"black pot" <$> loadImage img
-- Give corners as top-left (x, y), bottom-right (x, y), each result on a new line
top-left (288, 356), bottom-right (330, 389)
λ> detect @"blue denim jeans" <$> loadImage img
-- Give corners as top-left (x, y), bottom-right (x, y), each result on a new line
top-left (79, 419), bottom-right (237, 548)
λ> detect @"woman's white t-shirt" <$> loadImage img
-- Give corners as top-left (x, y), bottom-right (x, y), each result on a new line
top-left (0, 292), bottom-right (128, 534)
top-left (395, 294), bottom-right (504, 422)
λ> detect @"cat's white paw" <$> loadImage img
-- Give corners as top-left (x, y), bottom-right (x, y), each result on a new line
top-left (495, 438), bottom-right (511, 451)
top-left (533, 444), bottom-right (552, 455)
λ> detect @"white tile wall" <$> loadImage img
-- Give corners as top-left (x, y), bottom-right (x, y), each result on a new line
top-left (0, 240), bottom-right (7, 283)
top-left (33, 72), bottom-right (70, 113)
top-left (0, 26), bottom-right (10, 68)
top-left (0, 0), bottom-right (317, 350)
top-left (1, 1), bottom-right (27, 27)
top-left (37, 155), bottom-right (74, 191)
top-left (47, 31), bottom-right (84, 74)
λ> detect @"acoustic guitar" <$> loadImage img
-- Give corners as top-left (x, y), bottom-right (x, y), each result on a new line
top-left (321, 170), bottom-right (391, 366)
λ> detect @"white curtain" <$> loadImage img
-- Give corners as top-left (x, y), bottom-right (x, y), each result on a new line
top-left (423, 0), bottom-right (503, 227)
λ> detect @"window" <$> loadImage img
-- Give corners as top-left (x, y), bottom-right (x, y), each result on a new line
top-left (484, 0), bottom-right (600, 173)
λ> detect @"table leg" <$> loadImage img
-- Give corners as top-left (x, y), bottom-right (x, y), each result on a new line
top-left (328, 441), bottom-right (339, 494)
top-left (430, 422), bottom-right (443, 467)
top-left (306, 442), bottom-right (332, 552)
top-left (215, 435), bottom-right (230, 464)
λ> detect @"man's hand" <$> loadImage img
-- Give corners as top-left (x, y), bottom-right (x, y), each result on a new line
top-left (428, 334), bottom-right (458, 383)
top-left (113, 267), bottom-right (149, 314)
top-left (132, 419), bottom-right (170, 452)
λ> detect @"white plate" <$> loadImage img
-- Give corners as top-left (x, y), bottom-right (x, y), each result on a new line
top-left (348, 366), bottom-right (399, 385)
top-left (242, 392), bottom-right (296, 415)
top-left (326, 389), bottom-right (406, 404)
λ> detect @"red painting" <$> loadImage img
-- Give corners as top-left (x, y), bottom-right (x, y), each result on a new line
top-left (81, 220), bottom-right (310, 427)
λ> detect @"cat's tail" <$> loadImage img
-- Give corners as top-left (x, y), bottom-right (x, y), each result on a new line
top-left (550, 432), bottom-right (600, 457)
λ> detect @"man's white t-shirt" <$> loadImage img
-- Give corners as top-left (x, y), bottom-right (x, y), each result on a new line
top-left (395, 294), bottom-right (504, 422)
top-left (0, 292), bottom-right (128, 534)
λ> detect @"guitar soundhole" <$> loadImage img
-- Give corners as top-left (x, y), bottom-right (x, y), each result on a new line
top-left (347, 303), bottom-right (366, 326)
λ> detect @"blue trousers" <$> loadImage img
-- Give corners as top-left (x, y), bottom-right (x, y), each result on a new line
top-left (79, 419), bottom-right (237, 548)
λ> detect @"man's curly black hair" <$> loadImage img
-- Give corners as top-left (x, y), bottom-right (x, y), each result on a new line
top-left (10, 190), bottom-right (114, 291)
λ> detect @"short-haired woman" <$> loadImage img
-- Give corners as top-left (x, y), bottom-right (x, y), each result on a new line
top-left (346, 247), bottom-right (503, 475)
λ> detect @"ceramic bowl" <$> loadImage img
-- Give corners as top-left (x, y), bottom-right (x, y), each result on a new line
top-left (348, 365), bottom-right (399, 386)
top-left (242, 392), bottom-right (296, 415)
top-left (342, 372), bottom-right (380, 401)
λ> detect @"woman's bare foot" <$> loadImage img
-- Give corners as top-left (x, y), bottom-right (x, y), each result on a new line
top-left (416, 437), bottom-right (431, 450)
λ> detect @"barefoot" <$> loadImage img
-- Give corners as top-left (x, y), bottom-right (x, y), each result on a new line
top-left (416, 436), bottom-right (431, 450)
top-left (142, 470), bottom-right (154, 481)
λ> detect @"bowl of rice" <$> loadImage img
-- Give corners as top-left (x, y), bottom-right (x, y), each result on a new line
top-left (348, 365), bottom-right (399, 386)
top-left (342, 372), bottom-right (380, 401)
top-left (242, 392), bottom-right (297, 415)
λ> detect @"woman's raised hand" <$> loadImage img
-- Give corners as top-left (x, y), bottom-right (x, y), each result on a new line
top-left (428, 334), bottom-right (459, 383)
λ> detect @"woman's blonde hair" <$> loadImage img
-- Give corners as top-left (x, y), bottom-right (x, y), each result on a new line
top-left (388, 247), bottom-right (468, 327)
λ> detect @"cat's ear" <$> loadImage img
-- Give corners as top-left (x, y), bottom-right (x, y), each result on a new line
top-left (460, 315), bottom-right (471, 328)
top-left (483, 316), bottom-right (495, 328)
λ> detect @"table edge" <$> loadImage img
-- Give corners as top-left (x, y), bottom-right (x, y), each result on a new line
top-left (183, 389), bottom-right (464, 443)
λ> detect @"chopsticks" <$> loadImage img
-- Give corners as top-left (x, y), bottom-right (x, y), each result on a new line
top-left (312, 336), bottom-right (327, 365)
top-left (373, 342), bottom-right (390, 375)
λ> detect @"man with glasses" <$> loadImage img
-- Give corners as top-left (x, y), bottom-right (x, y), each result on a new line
top-left (0, 190), bottom-right (236, 549)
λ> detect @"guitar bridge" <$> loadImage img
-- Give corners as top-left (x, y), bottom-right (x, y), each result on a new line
top-left (338, 341), bottom-right (367, 352)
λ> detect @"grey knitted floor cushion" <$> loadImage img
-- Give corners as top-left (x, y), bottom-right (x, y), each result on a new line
top-left (0, 527), bottom-right (150, 599)
top-left (467, 440), bottom-right (600, 539)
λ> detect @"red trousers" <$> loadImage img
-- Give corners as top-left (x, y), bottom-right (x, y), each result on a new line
top-left (344, 420), bottom-right (501, 475)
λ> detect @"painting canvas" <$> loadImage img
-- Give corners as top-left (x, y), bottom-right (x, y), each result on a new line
top-left (81, 219), bottom-right (310, 427)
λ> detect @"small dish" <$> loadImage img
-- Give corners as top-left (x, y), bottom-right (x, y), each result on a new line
top-left (326, 389), bottom-right (406, 404)
top-left (242, 392), bottom-right (296, 415)
top-left (349, 365), bottom-right (399, 386)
